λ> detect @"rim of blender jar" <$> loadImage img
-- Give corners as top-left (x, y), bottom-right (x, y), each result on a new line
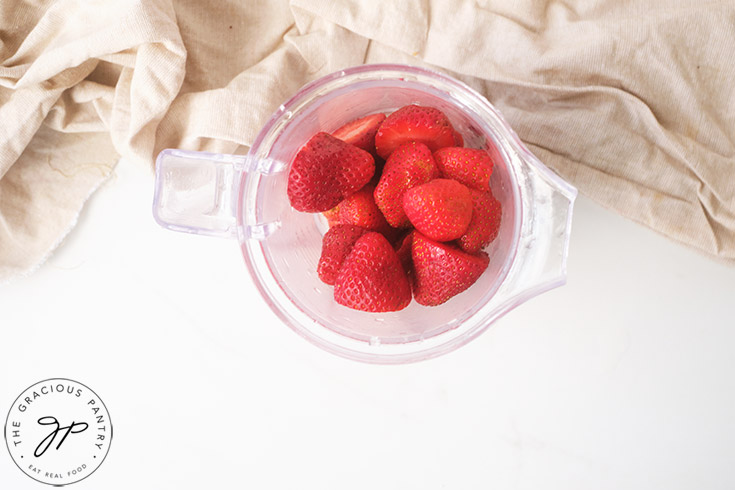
top-left (238, 64), bottom-right (523, 363)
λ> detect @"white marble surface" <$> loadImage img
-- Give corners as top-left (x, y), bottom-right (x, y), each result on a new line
top-left (2, 159), bottom-right (735, 489)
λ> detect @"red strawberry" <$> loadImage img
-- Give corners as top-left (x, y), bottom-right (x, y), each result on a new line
top-left (412, 232), bottom-right (489, 306)
top-left (402, 179), bottom-right (473, 242)
top-left (317, 225), bottom-right (368, 285)
top-left (374, 142), bottom-right (440, 228)
top-left (334, 232), bottom-right (412, 312)
top-left (332, 113), bottom-right (386, 155)
top-left (324, 184), bottom-right (398, 239)
top-left (287, 132), bottom-right (375, 212)
top-left (433, 147), bottom-right (495, 191)
top-left (453, 130), bottom-right (464, 147)
top-left (375, 105), bottom-right (456, 159)
top-left (457, 189), bottom-right (502, 254)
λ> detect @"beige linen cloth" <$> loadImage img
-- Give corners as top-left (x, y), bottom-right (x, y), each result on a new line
top-left (1, 0), bottom-right (734, 280)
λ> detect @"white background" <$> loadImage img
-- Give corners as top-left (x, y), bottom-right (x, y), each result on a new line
top-left (2, 159), bottom-right (735, 489)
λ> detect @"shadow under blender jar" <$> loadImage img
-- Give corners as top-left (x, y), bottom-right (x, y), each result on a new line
top-left (152, 64), bottom-right (577, 364)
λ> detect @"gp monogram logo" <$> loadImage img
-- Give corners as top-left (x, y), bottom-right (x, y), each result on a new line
top-left (4, 379), bottom-right (112, 486)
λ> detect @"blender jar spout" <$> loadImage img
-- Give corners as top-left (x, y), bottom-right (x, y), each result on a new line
top-left (152, 149), bottom-right (285, 239)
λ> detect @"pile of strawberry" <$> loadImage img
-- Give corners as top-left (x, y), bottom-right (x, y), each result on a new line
top-left (287, 105), bottom-right (502, 312)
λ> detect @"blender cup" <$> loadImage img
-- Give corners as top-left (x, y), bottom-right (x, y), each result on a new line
top-left (152, 64), bottom-right (577, 364)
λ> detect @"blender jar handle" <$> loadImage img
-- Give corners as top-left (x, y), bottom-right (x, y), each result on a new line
top-left (494, 147), bottom-right (578, 310)
top-left (152, 149), bottom-right (286, 239)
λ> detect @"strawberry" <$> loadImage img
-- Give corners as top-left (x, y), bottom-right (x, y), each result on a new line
top-left (402, 179), bottom-right (473, 242)
top-left (332, 113), bottom-right (386, 155)
top-left (334, 232), bottom-right (412, 312)
top-left (433, 147), bottom-right (495, 191)
top-left (457, 189), bottom-right (502, 254)
top-left (374, 142), bottom-right (440, 228)
top-left (317, 225), bottom-right (368, 285)
top-left (411, 232), bottom-right (489, 306)
top-left (324, 184), bottom-right (398, 239)
top-left (287, 132), bottom-right (374, 212)
top-left (453, 130), bottom-right (464, 147)
top-left (374, 105), bottom-right (456, 159)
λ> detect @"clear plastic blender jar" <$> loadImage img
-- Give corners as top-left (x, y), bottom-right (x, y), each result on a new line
top-left (152, 64), bottom-right (577, 363)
